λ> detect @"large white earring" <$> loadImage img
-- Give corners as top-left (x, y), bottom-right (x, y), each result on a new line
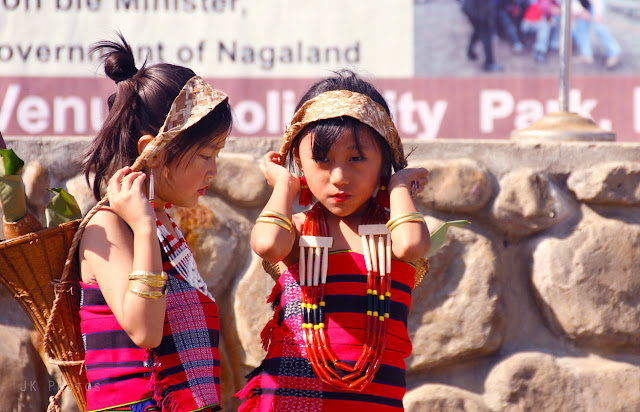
top-left (149, 169), bottom-right (155, 209)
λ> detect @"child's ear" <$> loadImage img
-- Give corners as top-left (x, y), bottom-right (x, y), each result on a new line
top-left (137, 134), bottom-right (161, 168)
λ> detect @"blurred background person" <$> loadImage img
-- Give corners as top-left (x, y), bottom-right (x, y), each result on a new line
top-left (496, 0), bottom-right (527, 53)
top-left (572, 0), bottom-right (622, 69)
top-left (520, 0), bottom-right (561, 63)
top-left (462, 0), bottom-right (504, 72)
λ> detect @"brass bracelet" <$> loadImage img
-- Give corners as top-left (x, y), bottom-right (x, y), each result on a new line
top-left (256, 216), bottom-right (292, 232)
top-left (259, 210), bottom-right (293, 227)
top-left (386, 212), bottom-right (424, 229)
top-left (128, 284), bottom-right (166, 299)
top-left (388, 216), bottom-right (426, 232)
top-left (128, 271), bottom-right (168, 288)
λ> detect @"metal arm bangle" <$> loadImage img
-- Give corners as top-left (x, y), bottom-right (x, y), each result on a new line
top-left (128, 284), bottom-right (166, 299)
top-left (387, 216), bottom-right (426, 232)
top-left (259, 210), bottom-right (293, 227)
top-left (256, 216), bottom-right (292, 232)
top-left (128, 271), bottom-right (168, 288)
top-left (386, 212), bottom-right (424, 229)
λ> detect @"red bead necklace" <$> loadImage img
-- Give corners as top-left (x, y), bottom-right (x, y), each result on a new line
top-left (299, 201), bottom-right (391, 392)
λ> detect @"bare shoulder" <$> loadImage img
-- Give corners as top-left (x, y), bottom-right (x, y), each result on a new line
top-left (81, 206), bottom-right (133, 245)
top-left (281, 211), bottom-right (307, 266)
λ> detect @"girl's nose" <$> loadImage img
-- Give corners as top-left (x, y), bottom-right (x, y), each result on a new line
top-left (329, 166), bottom-right (348, 186)
top-left (208, 160), bottom-right (218, 180)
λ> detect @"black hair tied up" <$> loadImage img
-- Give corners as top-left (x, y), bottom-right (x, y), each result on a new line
top-left (92, 33), bottom-right (139, 84)
top-left (83, 33), bottom-right (233, 201)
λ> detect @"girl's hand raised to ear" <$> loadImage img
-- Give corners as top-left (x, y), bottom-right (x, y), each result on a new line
top-left (107, 166), bottom-right (156, 232)
top-left (389, 167), bottom-right (429, 198)
top-left (259, 151), bottom-right (301, 192)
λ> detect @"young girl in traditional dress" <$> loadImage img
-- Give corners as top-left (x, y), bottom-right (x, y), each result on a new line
top-left (79, 34), bottom-right (232, 412)
top-left (236, 70), bottom-right (430, 411)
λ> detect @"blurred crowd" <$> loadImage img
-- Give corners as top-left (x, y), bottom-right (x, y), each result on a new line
top-left (461, 0), bottom-right (621, 72)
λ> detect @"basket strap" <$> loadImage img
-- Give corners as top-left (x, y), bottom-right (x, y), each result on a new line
top-left (47, 383), bottom-right (67, 412)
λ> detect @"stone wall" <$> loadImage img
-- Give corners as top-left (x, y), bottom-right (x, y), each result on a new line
top-left (2, 137), bottom-right (640, 411)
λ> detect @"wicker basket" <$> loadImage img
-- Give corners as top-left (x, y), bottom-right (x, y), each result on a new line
top-left (0, 219), bottom-right (87, 411)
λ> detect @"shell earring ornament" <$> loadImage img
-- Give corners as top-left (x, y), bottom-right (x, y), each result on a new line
top-left (149, 170), bottom-right (155, 209)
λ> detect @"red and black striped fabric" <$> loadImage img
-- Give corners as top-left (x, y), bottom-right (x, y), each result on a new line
top-left (80, 281), bottom-right (154, 411)
top-left (237, 251), bottom-right (415, 411)
top-left (80, 214), bottom-right (222, 412)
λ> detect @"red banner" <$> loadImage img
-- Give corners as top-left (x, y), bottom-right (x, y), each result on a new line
top-left (1, 76), bottom-right (638, 141)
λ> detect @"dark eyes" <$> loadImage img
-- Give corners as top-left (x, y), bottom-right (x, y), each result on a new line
top-left (313, 156), bottom-right (365, 163)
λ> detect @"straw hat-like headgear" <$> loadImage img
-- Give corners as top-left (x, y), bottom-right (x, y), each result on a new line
top-left (278, 90), bottom-right (407, 172)
top-left (131, 75), bottom-right (229, 172)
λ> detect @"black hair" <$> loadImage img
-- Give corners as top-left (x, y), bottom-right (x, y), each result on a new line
top-left (289, 70), bottom-right (394, 176)
top-left (83, 33), bottom-right (233, 200)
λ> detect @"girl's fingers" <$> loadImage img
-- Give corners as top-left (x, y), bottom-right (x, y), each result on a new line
top-left (269, 153), bottom-right (281, 164)
top-left (120, 171), bottom-right (139, 191)
top-left (110, 166), bottom-right (130, 188)
top-left (131, 173), bottom-right (147, 194)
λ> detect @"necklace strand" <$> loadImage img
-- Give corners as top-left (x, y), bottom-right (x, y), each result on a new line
top-left (300, 201), bottom-right (390, 391)
top-left (156, 209), bottom-right (213, 300)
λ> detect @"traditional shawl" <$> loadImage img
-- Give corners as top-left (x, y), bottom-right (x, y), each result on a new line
top-left (149, 214), bottom-right (221, 412)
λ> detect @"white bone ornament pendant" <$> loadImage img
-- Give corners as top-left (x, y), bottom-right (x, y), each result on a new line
top-left (299, 235), bottom-right (333, 287)
top-left (358, 224), bottom-right (391, 276)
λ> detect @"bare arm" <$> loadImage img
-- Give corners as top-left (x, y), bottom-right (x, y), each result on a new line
top-left (388, 167), bottom-right (431, 263)
top-left (251, 152), bottom-right (301, 263)
top-left (80, 167), bottom-right (165, 348)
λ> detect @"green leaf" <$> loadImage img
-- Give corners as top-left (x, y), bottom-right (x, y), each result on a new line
top-left (0, 148), bottom-right (24, 176)
top-left (0, 175), bottom-right (26, 221)
top-left (425, 220), bottom-right (471, 259)
top-left (45, 188), bottom-right (82, 227)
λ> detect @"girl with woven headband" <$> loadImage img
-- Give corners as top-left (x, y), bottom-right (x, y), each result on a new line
top-left (79, 34), bottom-right (232, 412)
top-left (236, 70), bottom-right (430, 411)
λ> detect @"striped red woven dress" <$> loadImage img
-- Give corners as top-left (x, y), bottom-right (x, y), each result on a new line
top-left (237, 249), bottom-right (415, 411)
top-left (80, 213), bottom-right (222, 412)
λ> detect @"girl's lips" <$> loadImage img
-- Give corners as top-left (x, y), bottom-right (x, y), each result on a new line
top-left (198, 185), bottom-right (210, 196)
top-left (332, 193), bottom-right (350, 202)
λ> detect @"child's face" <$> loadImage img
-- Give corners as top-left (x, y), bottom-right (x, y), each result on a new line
top-left (297, 124), bottom-right (384, 218)
top-left (154, 134), bottom-right (226, 208)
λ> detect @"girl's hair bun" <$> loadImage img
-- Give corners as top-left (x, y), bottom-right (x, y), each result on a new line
top-left (92, 32), bottom-right (139, 84)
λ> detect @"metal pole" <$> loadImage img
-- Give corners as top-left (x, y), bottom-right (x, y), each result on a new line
top-left (510, 0), bottom-right (615, 141)
top-left (558, 0), bottom-right (572, 112)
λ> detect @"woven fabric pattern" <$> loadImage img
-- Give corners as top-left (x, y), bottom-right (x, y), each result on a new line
top-left (238, 252), bottom-right (415, 412)
top-left (137, 76), bottom-right (228, 167)
top-left (279, 90), bottom-right (407, 172)
top-left (149, 215), bottom-right (221, 412)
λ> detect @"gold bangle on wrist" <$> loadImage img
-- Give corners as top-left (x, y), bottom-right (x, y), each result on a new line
top-left (386, 212), bottom-right (424, 229)
top-left (259, 210), bottom-right (293, 227)
top-left (128, 284), bottom-right (166, 299)
top-left (388, 216), bottom-right (426, 232)
top-left (256, 216), bottom-right (292, 232)
top-left (128, 271), bottom-right (168, 288)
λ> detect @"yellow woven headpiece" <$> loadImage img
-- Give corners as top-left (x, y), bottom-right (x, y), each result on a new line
top-left (279, 90), bottom-right (407, 172)
top-left (132, 75), bottom-right (228, 171)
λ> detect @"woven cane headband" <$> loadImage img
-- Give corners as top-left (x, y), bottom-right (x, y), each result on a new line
top-left (279, 90), bottom-right (407, 172)
top-left (132, 75), bottom-right (228, 172)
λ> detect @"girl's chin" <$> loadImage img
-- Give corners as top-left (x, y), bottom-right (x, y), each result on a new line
top-left (318, 201), bottom-right (359, 217)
